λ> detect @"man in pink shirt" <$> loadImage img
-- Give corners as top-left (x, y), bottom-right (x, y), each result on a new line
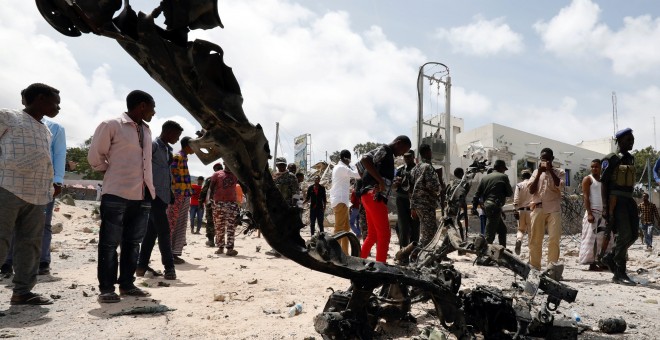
top-left (88, 90), bottom-right (156, 303)
top-left (210, 163), bottom-right (239, 256)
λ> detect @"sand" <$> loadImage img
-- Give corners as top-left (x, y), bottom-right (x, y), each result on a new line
top-left (1, 199), bottom-right (659, 339)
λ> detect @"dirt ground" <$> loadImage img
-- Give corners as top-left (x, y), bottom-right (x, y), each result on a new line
top-left (1, 200), bottom-right (659, 339)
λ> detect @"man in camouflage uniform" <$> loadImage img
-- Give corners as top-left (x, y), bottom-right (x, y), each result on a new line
top-left (265, 157), bottom-right (299, 257)
top-left (601, 128), bottom-right (638, 285)
top-left (394, 149), bottom-right (418, 248)
top-left (474, 160), bottom-right (513, 246)
top-left (200, 163), bottom-right (223, 247)
top-left (445, 167), bottom-right (470, 241)
top-left (410, 144), bottom-right (441, 248)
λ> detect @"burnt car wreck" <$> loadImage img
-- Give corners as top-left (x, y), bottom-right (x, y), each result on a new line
top-left (37, 1), bottom-right (579, 338)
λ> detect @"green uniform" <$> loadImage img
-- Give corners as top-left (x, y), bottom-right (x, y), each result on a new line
top-left (410, 160), bottom-right (440, 247)
top-left (601, 152), bottom-right (638, 276)
top-left (474, 172), bottom-right (513, 246)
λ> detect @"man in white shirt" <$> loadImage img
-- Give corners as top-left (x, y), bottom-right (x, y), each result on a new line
top-left (330, 150), bottom-right (361, 254)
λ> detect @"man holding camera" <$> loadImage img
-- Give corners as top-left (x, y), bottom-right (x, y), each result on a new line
top-left (528, 148), bottom-right (565, 271)
top-left (410, 144), bottom-right (441, 248)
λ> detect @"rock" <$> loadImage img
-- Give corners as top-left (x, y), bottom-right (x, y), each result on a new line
top-left (69, 283), bottom-right (78, 289)
top-left (82, 227), bottom-right (93, 233)
top-left (59, 253), bottom-right (70, 260)
top-left (50, 294), bottom-right (62, 299)
top-left (62, 213), bottom-right (72, 219)
top-left (214, 294), bottom-right (225, 302)
top-left (247, 278), bottom-right (258, 284)
top-left (598, 317), bottom-right (627, 334)
top-left (60, 194), bottom-right (75, 206)
top-left (89, 238), bottom-right (97, 244)
top-left (158, 281), bottom-right (170, 287)
top-left (83, 291), bottom-right (90, 297)
top-left (51, 223), bottom-right (64, 234)
top-left (643, 299), bottom-right (658, 304)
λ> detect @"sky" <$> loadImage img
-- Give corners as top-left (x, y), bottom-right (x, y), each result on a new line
top-left (2, 0), bottom-right (660, 176)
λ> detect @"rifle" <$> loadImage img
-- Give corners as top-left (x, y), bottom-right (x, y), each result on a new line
top-left (597, 195), bottom-right (617, 262)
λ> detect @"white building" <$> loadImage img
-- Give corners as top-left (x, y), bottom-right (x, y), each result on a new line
top-left (452, 123), bottom-right (611, 189)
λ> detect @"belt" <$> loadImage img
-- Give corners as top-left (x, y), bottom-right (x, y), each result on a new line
top-left (610, 190), bottom-right (633, 198)
top-left (517, 207), bottom-right (531, 211)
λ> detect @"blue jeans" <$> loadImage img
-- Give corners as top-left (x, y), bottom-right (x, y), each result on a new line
top-left (98, 194), bottom-right (151, 293)
top-left (479, 215), bottom-right (486, 235)
top-left (349, 206), bottom-right (361, 237)
top-left (641, 223), bottom-right (654, 247)
top-left (189, 205), bottom-right (204, 232)
top-left (138, 197), bottom-right (174, 271)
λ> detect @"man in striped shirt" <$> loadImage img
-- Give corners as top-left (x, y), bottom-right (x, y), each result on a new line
top-left (638, 193), bottom-right (659, 252)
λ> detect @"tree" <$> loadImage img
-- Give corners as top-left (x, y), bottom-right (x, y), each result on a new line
top-left (632, 146), bottom-right (659, 189)
top-left (67, 136), bottom-right (104, 180)
top-left (328, 150), bottom-right (341, 164)
top-left (353, 142), bottom-right (385, 159)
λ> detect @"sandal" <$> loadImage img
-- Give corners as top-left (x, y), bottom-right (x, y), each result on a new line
top-left (10, 292), bottom-right (53, 305)
top-left (119, 287), bottom-right (151, 297)
top-left (97, 292), bottom-right (121, 303)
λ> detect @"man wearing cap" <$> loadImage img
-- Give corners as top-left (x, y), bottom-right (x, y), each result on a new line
top-left (266, 157), bottom-right (299, 257)
top-left (600, 128), bottom-right (638, 285)
top-left (394, 149), bottom-right (418, 248)
top-left (513, 169), bottom-right (533, 255)
top-left (330, 150), bottom-right (361, 254)
top-left (527, 148), bottom-right (565, 271)
top-left (474, 160), bottom-right (513, 247)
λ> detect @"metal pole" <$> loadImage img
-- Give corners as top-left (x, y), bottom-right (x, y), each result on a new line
top-left (445, 75), bottom-right (451, 183)
top-left (416, 66), bottom-right (424, 155)
top-left (273, 122), bottom-right (279, 171)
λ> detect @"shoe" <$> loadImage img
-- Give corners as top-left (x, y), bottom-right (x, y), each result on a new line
top-left (646, 246), bottom-right (653, 252)
top-left (588, 263), bottom-right (604, 272)
top-left (119, 287), bottom-right (151, 297)
top-left (514, 239), bottom-right (522, 255)
top-left (164, 269), bottom-right (177, 280)
top-left (226, 249), bottom-right (238, 256)
top-left (10, 292), bottom-right (53, 305)
top-left (612, 274), bottom-right (637, 286)
top-left (215, 248), bottom-right (224, 255)
top-left (97, 292), bottom-right (120, 303)
top-left (37, 262), bottom-right (50, 275)
top-left (265, 249), bottom-right (281, 257)
top-left (205, 239), bottom-right (215, 247)
top-left (173, 256), bottom-right (185, 264)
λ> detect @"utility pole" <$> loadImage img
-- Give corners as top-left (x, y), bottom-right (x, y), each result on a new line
top-left (273, 122), bottom-right (279, 171)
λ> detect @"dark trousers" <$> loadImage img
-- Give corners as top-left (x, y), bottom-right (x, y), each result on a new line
top-left (612, 196), bottom-right (639, 270)
top-left (138, 197), bottom-right (174, 271)
top-left (396, 196), bottom-right (419, 248)
top-left (309, 207), bottom-right (324, 235)
top-left (98, 193), bottom-right (151, 293)
top-left (4, 198), bottom-right (55, 267)
top-left (485, 208), bottom-right (507, 247)
top-left (205, 202), bottom-right (215, 239)
top-left (0, 187), bottom-right (46, 295)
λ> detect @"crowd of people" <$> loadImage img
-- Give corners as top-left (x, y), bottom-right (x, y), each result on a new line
top-left (1, 84), bottom-right (657, 307)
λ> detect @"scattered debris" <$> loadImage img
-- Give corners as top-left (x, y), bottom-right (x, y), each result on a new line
top-left (240, 265), bottom-right (247, 269)
top-left (643, 299), bottom-right (658, 304)
top-left (256, 246), bottom-right (261, 253)
top-left (636, 268), bottom-right (649, 274)
top-left (88, 258), bottom-right (96, 262)
top-left (262, 309), bottom-right (280, 315)
top-left (598, 317), bottom-right (627, 334)
top-left (59, 253), bottom-right (70, 260)
top-left (140, 282), bottom-right (149, 287)
top-left (50, 294), bottom-right (62, 300)
top-left (110, 305), bottom-right (176, 317)
top-left (286, 301), bottom-right (296, 307)
top-left (89, 238), bottom-right (97, 244)
top-left (51, 223), bottom-right (64, 234)
top-left (69, 283), bottom-right (77, 289)
top-left (193, 257), bottom-right (202, 260)
top-left (82, 227), bottom-right (93, 233)
top-left (83, 291), bottom-right (90, 297)
top-left (247, 279), bottom-right (258, 285)
top-left (157, 281), bottom-right (170, 287)
top-left (214, 294), bottom-right (226, 302)
top-left (60, 194), bottom-right (75, 206)
top-left (62, 213), bottom-right (72, 219)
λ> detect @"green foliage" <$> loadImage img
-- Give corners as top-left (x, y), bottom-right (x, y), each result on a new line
top-left (353, 142), bottom-right (385, 159)
top-left (329, 150), bottom-right (340, 164)
top-left (67, 136), bottom-right (104, 180)
top-left (631, 146), bottom-right (659, 189)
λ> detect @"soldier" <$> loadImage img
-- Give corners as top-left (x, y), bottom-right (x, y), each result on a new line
top-left (474, 160), bottom-right (513, 247)
top-left (600, 128), bottom-right (638, 285)
top-left (410, 144), bottom-right (441, 248)
top-left (513, 169), bottom-right (533, 255)
top-left (265, 157), bottom-right (299, 257)
top-left (445, 167), bottom-right (470, 241)
top-left (394, 149), bottom-right (417, 248)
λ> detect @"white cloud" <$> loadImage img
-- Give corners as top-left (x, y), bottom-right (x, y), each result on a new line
top-left (619, 86), bottom-right (660, 149)
top-left (535, 0), bottom-right (660, 76)
top-left (435, 16), bottom-right (524, 56)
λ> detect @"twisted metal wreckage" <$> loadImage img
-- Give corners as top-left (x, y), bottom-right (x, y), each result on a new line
top-left (37, 1), bottom-right (580, 338)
